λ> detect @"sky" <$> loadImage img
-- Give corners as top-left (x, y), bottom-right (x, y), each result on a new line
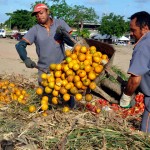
top-left (0, 0), bottom-right (150, 23)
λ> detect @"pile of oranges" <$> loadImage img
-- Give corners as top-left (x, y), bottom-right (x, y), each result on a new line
top-left (34, 44), bottom-right (109, 114)
top-left (0, 80), bottom-right (29, 106)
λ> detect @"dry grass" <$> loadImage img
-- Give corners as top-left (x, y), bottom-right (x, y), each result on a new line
top-left (0, 74), bottom-right (150, 150)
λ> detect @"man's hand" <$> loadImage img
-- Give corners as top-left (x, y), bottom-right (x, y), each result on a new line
top-left (56, 26), bottom-right (76, 47)
top-left (120, 93), bottom-right (133, 108)
top-left (24, 58), bottom-right (36, 68)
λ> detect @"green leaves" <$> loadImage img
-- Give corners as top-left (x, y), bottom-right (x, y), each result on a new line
top-left (99, 13), bottom-right (129, 37)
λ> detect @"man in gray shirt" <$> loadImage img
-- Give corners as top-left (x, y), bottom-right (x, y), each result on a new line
top-left (120, 11), bottom-right (150, 132)
top-left (16, 3), bottom-right (74, 83)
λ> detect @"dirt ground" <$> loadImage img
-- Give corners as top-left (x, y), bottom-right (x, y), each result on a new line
top-left (0, 38), bottom-right (133, 78)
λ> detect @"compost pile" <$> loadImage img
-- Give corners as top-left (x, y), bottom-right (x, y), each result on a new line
top-left (0, 74), bottom-right (149, 150)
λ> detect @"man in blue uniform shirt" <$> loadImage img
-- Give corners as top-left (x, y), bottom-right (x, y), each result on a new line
top-left (120, 11), bottom-right (150, 132)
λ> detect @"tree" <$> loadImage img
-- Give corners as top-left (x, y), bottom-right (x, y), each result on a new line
top-left (69, 5), bottom-right (99, 30)
top-left (50, 0), bottom-right (72, 20)
top-left (5, 10), bottom-right (35, 30)
top-left (99, 13), bottom-right (129, 37)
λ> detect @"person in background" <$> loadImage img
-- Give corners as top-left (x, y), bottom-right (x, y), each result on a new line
top-left (120, 11), bottom-right (150, 132)
top-left (15, 3), bottom-right (75, 107)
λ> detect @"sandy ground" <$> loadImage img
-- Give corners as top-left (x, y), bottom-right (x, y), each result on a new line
top-left (0, 38), bottom-right (133, 78)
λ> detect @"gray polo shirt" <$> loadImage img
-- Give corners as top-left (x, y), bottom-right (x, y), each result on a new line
top-left (128, 32), bottom-right (150, 96)
top-left (24, 18), bottom-right (71, 69)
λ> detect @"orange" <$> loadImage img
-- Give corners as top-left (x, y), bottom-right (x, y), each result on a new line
top-left (62, 106), bottom-right (70, 112)
top-left (41, 80), bottom-right (48, 87)
top-left (63, 93), bottom-right (70, 101)
top-left (48, 81), bottom-right (55, 89)
top-left (67, 75), bottom-right (74, 82)
top-left (74, 75), bottom-right (80, 82)
top-left (55, 77), bottom-right (62, 83)
top-left (60, 87), bottom-right (68, 95)
top-left (70, 86), bottom-right (78, 95)
top-left (93, 52), bottom-right (102, 57)
top-left (52, 90), bottom-right (59, 96)
top-left (65, 49), bottom-right (72, 56)
top-left (66, 69), bottom-right (73, 76)
top-left (84, 65), bottom-right (92, 73)
top-left (83, 78), bottom-right (91, 86)
top-left (78, 70), bottom-right (86, 78)
top-left (61, 73), bottom-right (66, 80)
top-left (45, 86), bottom-right (52, 94)
top-left (85, 94), bottom-right (93, 102)
top-left (55, 64), bottom-right (62, 71)
top-left (49, 63), bottom-right (56, 70)
top-left (61, 79), bottom-right (68, 86)
top-left (65, 82), bottom-right (72, 90)
top-left (29, 105), bottom-right (36, 113)
top-left (15, 90), bottom-right (21, 96)
top-left (89, 46), bottom-right (96, 54)
top-left (41, 104), bottom-right (49, 111)
top-left (54, 84), bottom-right (61, 91)
top-left (63, 64), bottom-right (69, 72)
top-left (41, 99), bottom-right (48, 105)
top-left (81, 75), bottom-right (87, 82)
top-left (52, 97), bottom-right (59, 105)
top-left (66, 57), bottom-right (72, 63)
top-left (75, 93), bottom-right (82, 101)
top-left (72, 63), bottom-right (80, 71)
top-left (47, 75), bottom-right (55, 82)
top-left (81, 85), bottom-right (87, 90)
top-left (88, 72), bottom-right (96, 80)
top-left (93, 56), bottom-right (102, 63)
top-left (89, 82), bottom-right (96, 90)
top-left (9, 83), bottom-right (15, 88)
top-left (54, 71), bottom-right (62, 78)
top-left (94, 65), bottom-right (103, 74)
top-left (21, 90), bottom-right (26, 95)
top-left (36, 87), bottom-right (43, 95)
top-left (70, 53), bottom-right (77, 60)
top-left (42, 96), bottom-right (49, 102)
top-left (96, 108), bottom-right (101, 113)
top-left (41, 73), bottom-right (47, 80)
top-left (101, 54), bottom-right (108, 59)
top-left (74, 44), bottom-right (81, 54)
top-left (68, 61), bottom-right (74, 69)
top-left (92, 62), bottom-right (99, 68)
top-left (80, 46), bottom-right (87, 53)
top-left (75, 81), bottom-right (83, 89)
top-left (78, 53), bottom-right (86, 62)
top-left (79, 63), bottom-right (85, 70)
top-left (86, 54), bottom-right (92, 60)
top-left (84, 59), bottom-right (91, 66)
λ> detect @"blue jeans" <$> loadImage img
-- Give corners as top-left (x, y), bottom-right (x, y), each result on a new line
top-left (141, 97), bottom-right (150, 133)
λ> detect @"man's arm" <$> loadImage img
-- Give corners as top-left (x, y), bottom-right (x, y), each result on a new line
top-left (15, 40), bottom-right (36, 68)
top-left (124, 74), bottom-right (141, 95)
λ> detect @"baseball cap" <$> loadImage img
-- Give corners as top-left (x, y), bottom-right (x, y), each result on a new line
top-left (32, 3), bottom-right (48, 16)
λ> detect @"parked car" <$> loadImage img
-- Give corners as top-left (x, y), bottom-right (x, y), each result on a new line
top-left (115, 41), bottom-right (126, 46)
top-left (0, 29), bottom-right (6, 38)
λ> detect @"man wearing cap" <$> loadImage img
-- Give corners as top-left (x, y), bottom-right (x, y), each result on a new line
top-left (15, 3), bottom-right (75, 83)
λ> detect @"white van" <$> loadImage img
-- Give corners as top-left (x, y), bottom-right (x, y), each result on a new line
top-left (0, 29), bottom-right (6, 38)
